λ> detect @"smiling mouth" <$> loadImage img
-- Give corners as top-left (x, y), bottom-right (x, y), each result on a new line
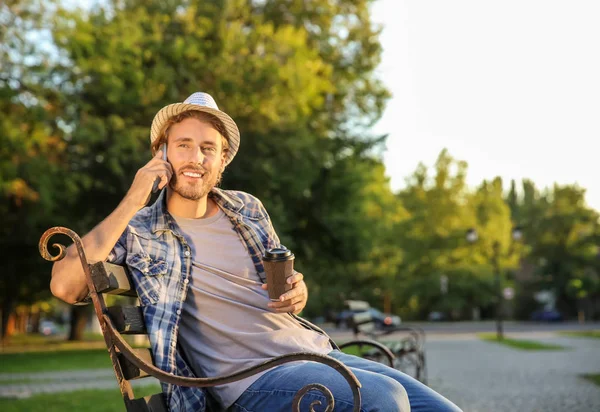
top-left (181, 171), bottom-right (205, 179)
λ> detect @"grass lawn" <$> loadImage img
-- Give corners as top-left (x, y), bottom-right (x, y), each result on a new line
top-left (1, 333), bottom-right (107, 354)
top-left (0, 349), bottom-right (112, 373)
top-left (1, 334), bottom-right (111, 373)
top-left (560, 330), bottom-right (600, 339)
top-left (581, 373), bottom-right (600, 387)
top-left (337, 344), bottom-right (361, 356)
top-left (0, 333), bottom-right (151, 373)
top-left (0, 333), bottom-right (160, 410)
top-left (478, 333), bottom-right (566, 350)
top-left (0, 385), bottom-right (161, 412)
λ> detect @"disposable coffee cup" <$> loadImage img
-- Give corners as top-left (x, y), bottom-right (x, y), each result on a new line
top-left (263, 248), bottom-right (295, 301)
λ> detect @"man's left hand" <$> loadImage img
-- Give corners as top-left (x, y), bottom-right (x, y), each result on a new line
top-left (263, 271), bottom-right (307, 314)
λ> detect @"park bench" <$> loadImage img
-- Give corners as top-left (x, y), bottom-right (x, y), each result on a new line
top-left (340, 300), bottom-right (428, 384)
top-left (39, 227), bottom-right (394, 412)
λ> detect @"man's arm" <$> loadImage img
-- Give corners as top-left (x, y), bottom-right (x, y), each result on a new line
top-left (50, 200), bottom-right (139, 303)
top-left (51, 149), bottom-right (172, 304)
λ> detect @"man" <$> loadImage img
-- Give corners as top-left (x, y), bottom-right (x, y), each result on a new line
top-left (51, 92), bottom-right (461, 412)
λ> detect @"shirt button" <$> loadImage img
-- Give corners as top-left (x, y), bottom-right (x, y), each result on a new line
top-left (184, 250), bottom-right (191, 257)
top-left (184, 279), bottom-right (189, 284)
top-left (176, 309), bottom-right (181, 315)
top-left (171, 341), bottom-right (176, 347)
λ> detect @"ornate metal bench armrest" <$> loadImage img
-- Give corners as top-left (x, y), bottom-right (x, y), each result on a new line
top-left (337, 339), bottom-right (395, 367)
top-left (40, 226), bottom-right (363, 411)
top-left (103, 314), bottom-right (362, 412)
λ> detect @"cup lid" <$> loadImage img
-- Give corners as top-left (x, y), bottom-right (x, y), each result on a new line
top-left (264, 247), bottom-right (293, 260)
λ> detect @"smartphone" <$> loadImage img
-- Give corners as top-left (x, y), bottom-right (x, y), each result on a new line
top-left (152, 143), bottom-right (167, 192)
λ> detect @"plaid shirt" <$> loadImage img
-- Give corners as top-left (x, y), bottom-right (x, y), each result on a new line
top-left (107, 188), bottom-right (328, 411)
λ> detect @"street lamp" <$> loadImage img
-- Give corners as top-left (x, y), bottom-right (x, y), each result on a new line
top-left (466, 227), bottom-right (523, 340)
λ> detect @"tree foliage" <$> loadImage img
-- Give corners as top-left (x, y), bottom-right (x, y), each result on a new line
top-left (0, 0), bottom-right (76, 340)
top-left (2, 0), bottom-right (599, 337)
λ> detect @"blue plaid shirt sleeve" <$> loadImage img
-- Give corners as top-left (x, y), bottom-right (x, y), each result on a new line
top-left (106, 228), bottom-right (128, 265)
top-left (71, 228), bottom-right (128, 306)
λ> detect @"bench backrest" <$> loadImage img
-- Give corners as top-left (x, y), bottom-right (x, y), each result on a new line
top-left (350, 311), bottom-right (377, 336)
top-left (90, 261), bottom-right (167, 411)
top-left (343, 300), bottom-right (377, 336)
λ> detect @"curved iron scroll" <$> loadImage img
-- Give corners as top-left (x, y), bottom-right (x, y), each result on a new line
top-left (337, 339), bottom-right (395, 367)
top-left (103, 314), bottom-right (361, 411)
top-left (292, 384), bottom-right (334, 412)
top-left (39, 226), bottom-right (101, 310)
top-left (40, 226), bottom-right (138, 400)
top-left (39, 226), bottom-right (82, 262)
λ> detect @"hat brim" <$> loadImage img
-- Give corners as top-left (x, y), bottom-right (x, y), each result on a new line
top-left (150, 103), bottom-right (240, 166)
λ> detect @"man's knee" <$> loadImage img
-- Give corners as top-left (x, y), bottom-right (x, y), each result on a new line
top-left (362, 377), bottom-right (410, 412)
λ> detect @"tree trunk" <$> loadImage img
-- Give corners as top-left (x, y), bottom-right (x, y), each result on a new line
top-left (68, 306), bottom-right (89, 341)
top-left (30, 306), bottom-right (41, 333)
top-left (1, 297), bottom-right (16, 343)
top-left (18, 306), bottom-right (30, 333)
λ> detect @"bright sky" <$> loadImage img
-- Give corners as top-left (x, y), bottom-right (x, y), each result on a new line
top-left (370, 0), bottom-right (600, 211)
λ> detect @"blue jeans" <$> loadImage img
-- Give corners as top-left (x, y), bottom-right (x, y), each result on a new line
top-left (229, 350), bottom-right (462, 412)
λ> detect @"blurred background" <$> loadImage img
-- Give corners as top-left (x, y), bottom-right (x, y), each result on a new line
top-left (1, 0), bottom-right (600, 410)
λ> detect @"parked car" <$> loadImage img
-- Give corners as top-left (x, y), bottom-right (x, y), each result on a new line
top-left (335, 308), bottom-right (401, 329)
top-left (335, 309), bottom-right (362, 328)
top-left (427, 311), bottom-right (446, 321)
top-left (367, 308), bottom-right (402, 329)
top-left (530, 309), bottom-right (563, 322)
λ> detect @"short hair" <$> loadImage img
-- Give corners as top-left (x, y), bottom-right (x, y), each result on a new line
top-left (151, 110), bottom-right (230, 156)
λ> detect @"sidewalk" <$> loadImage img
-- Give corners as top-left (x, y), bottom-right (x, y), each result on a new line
top-left (426, 335), bottom-right (600, 412)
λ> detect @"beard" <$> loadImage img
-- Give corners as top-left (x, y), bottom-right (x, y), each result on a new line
top-left (169, 166), bottom-right (223, 201)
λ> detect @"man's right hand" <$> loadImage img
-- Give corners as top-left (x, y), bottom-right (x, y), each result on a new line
top-left (124, 149), bottom-right (173, 210)
top-left (51, 149), bottom-right (173, 304)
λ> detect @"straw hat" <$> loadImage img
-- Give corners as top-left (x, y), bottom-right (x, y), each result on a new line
top-left (150, 92), bottom-right (240, 165)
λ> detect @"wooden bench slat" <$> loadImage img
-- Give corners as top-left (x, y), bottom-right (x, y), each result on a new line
top-left (106, 305), bottom-right (146, 334)
top-left (91, 262), bottom-right (137, 296)
top-left (126, 392), bottom-right (168, 412)
top-left (118, 348), bottom-right (154, 380)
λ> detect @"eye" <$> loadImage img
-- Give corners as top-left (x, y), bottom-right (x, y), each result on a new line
top-left (203, 146), bottom-right (217, 152)
top-left (178, 143), bottom-right (190, 148)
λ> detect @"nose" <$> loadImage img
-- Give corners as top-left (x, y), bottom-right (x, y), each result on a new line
top-left (192, 147), bottom-right (205, 165)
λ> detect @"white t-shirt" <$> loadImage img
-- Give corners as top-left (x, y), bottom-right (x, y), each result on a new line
top-left (174, 208), bottom-right (332, 409)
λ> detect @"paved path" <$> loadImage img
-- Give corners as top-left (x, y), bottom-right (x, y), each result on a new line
top-left (1, 333), bottom-right (599, 411)
top-left (0, 369), bottom-right (159, 399)
top-left (426, 335), bottom-right (600, 412)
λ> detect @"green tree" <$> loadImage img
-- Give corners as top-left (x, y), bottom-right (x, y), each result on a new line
top-left (393, 151), bottom-right (517, 320)
top-left (43, 0), bottom-right (391, 323)
top-left (394, 150), bottom-right (481, 319)
top-left (0, 0), bottom-right (76, 341)
top-left (519, 183), bottom-right (600, 318)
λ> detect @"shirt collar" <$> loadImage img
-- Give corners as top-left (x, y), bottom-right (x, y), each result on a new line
top-left (149, 187), bottom-right (245, 234)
